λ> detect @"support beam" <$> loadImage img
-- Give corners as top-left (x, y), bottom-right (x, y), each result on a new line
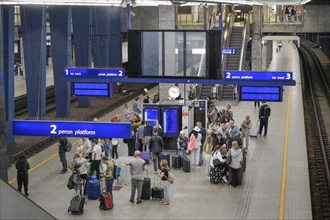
top-left (20, 6), bottom-right (47, 118)
top-left (262, 35), bottom-right (300, 47)
top-left (48, 6), bottom-right (72, 117)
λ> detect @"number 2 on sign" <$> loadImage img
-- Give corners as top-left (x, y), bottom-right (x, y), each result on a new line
top-left (226, 72), bottom-right (231, 79)
top-left (119, 70), bottom-right (123, 76)
top-left (50, 125), bottom-right (57, 134)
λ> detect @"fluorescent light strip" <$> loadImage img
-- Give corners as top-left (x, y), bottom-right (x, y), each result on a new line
top-left (300, 0), bottom-right (312, 4)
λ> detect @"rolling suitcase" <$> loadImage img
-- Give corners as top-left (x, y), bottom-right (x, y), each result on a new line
top-left (99, 178), bottom-right (113, 210)
top-left (250, 120), bottom-right (259, 138)
top-left (161, 152), bottom-right (170, 168)
top-left (68, 195), bottom-right (86, 215)
top-left (86, 176), bottom-right (100, 200)
top-left (228, 167), bottom-right (244, 186)
top-left (141, 171), bottom-right (151, 200)
top-left (141, 151), bottom-right (151, 164)
top-left (182, 156), bottom-right (191, 172)
top-left (172, 155), bottom-right (181, 169)
top-left (151, 174), bottom-right (164, 200)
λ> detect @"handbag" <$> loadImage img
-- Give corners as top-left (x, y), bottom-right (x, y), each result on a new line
top-left (125, 113), bottom-right (131, 119)
top-left (213, 158), bottom-right (221, 167)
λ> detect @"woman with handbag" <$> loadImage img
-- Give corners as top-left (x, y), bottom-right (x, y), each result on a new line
top-left (210, 145), bottom-right (228, 183)
top-left (158, 160), bottom-right (171, 205)
top-left (188, 126), bottom-right (202, 168)
top-left (227, 141), bottom-right (243, 187)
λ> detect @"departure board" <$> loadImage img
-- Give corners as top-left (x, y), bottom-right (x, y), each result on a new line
top-left (162, 107), bottom-right (179, 137)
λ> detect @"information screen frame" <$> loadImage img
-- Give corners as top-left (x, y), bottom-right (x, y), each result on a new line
top-left (161, 107), bottom-right (180, 137)
top-left (240, 86), bottom-right (283, 102)
top-left (72, 82), bottom-right (109, 97)
top-left (143, 107), bottom-right (160, 127)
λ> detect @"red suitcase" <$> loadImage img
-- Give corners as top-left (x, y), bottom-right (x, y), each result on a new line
top-left (99, 192), bottom-right (113, 210)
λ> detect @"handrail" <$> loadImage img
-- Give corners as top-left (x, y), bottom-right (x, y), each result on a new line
top-left (239, 14), bottom-right (250, 71)
top-left (221, 12), bottom-right (235, 75)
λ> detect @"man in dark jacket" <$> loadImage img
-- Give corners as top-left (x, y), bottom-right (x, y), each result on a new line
top-left (149, 128), bottom-right (164, 172)
top-left (258, 101), bottom-right (271, 136)
top-left (15, 154), bottom-right (30, 196)
top-left (58, 137), bottom-right (68, 174)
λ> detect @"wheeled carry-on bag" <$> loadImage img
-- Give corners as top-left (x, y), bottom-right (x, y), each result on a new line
top-left (250, 120), bottom-right (259, 138)
top-left (86, 176), bottom-right (100, 200)
top-left (182, 156), bottom-right (191, 172)
top-left (228, 166), bottom-right (244, 186)
top-left (172, 155), bottom-right (181, 169)
top-left (99, 178), bottom-right (113, 210)
top-left (141, 171), bottom-right (151, 200)
top-left (151, 173), bottom-right (164, 200)
top-left (68, 195), bottom-right (86, 215)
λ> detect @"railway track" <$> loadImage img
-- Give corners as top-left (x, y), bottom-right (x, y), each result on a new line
top-left (299, 44), bottom-right (330, 219)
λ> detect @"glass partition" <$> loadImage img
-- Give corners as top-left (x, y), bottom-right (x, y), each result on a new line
top-left (141, 31), bottom-right (162, 76)
top-left (164, 32), bottom-right (184, 77)
top-left (263, 5), bottom-right (303, 24)
top-left (186, 32), bottom-right (206, 77)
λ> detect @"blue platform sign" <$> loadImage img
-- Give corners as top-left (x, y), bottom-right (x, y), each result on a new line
top-left (240, 86), bottom-right (282, 102)
top-left (64, 68), bottom-right (125, 78)
top-left (224, 71), bottom-right (293, 81)
top-left (13, 120), bottom-right (132, 138)
top-left (222, 48), bottom-right (237, 55)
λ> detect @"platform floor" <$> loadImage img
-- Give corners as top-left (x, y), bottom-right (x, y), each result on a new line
top-left (7, 41), bottom-right (312, 219)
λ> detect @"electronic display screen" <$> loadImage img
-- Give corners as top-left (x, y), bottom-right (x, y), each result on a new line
top-left (73, 82), bottom-right (109, 97)
top-left (143, 107), bottom-right (160, 127)
top-left (240, 86), bottom-right (282, 101)
top-left (162, 107), bottom-right (179, 137)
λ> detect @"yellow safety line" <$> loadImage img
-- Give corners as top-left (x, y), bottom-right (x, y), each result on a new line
top-left (279, 43), bottom-right (293, 220)
top-left (8, 140), bottom-right (80, 185)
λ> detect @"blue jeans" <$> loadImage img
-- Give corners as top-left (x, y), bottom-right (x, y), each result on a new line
top-left (105, 178), bottom-right (114, 195)
top-left (178, 147), bottom-right (186, 158)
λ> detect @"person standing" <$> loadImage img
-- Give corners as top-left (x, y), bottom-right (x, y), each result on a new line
top-left (189, 126), bottom-right (202, 168)
top-left (144, 121), bottom-right (153, 151)
top-left (259, 101), bottom-right (271, 136)
top-left (132, 97), bottom-right (142, 115)
top-left (142, 88), bottom-right (150, 104)
top-left (90, 139), bottom-right (103, 179)
top-left (100, 156), bottom-right (114, 195)
top-left (254, 101), bottom-right (260, 109)
top-left (75, 153), bottom-right (88, 195)
top-left (136, 121), bottom-right (145, 151)
top-left (240, 115), bottom-right (252, 149)
top-left (129, 150), bottom-right (148, 204)
top-left (158, 160), bottom-right (171, 205)
top-left (58, 137), bottom-right (68, 174)
top-left (202, 135), bottom-right (213, 179)
top-left (123, 103), bottom-right (132, 122)
top-left (196, 121), bottom-right (206, 166)
top-left (149, 128), bottom-right (164, 172)
top-left (177, 130), bottom-right (188, 158)
top-left (228, 141), bottom-right (243, 187)
top-left (15, 154), bottom-right (30, 196)
top-left (78, 137), bottom-right (92, 160)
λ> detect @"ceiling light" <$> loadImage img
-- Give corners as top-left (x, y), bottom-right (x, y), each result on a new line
top-left (300, 0), bottom-right (312, 4)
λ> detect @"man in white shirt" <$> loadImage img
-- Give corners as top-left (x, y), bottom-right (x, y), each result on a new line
top-left (89, 139), bottom-right (103, 179)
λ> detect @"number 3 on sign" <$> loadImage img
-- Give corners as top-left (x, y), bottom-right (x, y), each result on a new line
top-left (50, 125), bottom-right (57, 134)
top-left (286, 73), bottom-right (291, 80)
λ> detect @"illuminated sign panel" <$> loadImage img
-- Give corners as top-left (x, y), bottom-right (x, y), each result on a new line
top-left (13, 121), bottom-right (132, 138)
top-left (224, 71), bottom-right (293, 81)
top-left (64, 68), bottom-right (125, 78)
top-left (240, 86), bottom-right (282, 102)
top-left (73, 82), bottom-right (109, 97)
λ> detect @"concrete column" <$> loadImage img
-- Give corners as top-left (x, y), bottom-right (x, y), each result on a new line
top-left (2, 6), bottom-right (14, 148)
top-left (0, 6), bottom-right (9, 182)
top-left (251, 5), bottom-right (262, 71)
top-left (72, 6), bottom-right (92, 107)
top-left (158, 5), bottom-right (176, 101)
top-left (48, 6), bottom-right (72, 117)
top-left (20, 6), bottom-right (47, 118)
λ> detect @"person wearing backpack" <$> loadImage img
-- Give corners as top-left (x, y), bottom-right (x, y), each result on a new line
top-left (58, 137), bottom-right (68, 174)
top-left (15, 154), bottom-right (30, 196)
top-left (259, 101), bottom-right (271, 136)
top-left (100, 156), bottom-right (115, 196)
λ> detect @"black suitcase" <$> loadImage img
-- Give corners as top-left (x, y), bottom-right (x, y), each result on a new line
top-left (182, 156), bottom-right (190, 172)
top-left (172, 155), bottom-right (181, 169)
top-left (151, 187), bottom-right (164, 200)
top-left (68, 195), bottom-right (86, 215)
top-left (141, 171), bottom-right (151, 200)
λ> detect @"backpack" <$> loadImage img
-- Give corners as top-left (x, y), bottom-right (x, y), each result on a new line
top-left (112, 163), bottom-right (121, 179)
top-left (66, 141), bottom-right (72, 152)
top-left (17, 161), bottom-right (28, 175)
top-left (67, 171), bottom-right (80, 190)
top-left (264, 105), bottom-right (271, 117)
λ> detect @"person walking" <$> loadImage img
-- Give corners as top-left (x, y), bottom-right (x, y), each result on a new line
top-left (15, 154), bottom-right (30, 196)
top-left (58, 137), bottom-right (68, 174)
top-left (123, 103), bottom-right (132, 122)
top-left (196, 121), bottom-right (206, 166)
top-left (132, 97), bottom-right (142, 115)
top-left (240, 114), bottom-right (252, 150)
top-left (149, 128), bottom-right (164, 172)
top-left (129, 150), bottom-right (148, 204)
top-left (258, 101), bottom-right (271, 136)
top-left (158, 160), bottom-right (171, 205)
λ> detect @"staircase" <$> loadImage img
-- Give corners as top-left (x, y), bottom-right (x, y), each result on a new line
top-left (222, 26), bottom-right (243, 101)
top-left (199, 84), bottom-right (213, 99)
